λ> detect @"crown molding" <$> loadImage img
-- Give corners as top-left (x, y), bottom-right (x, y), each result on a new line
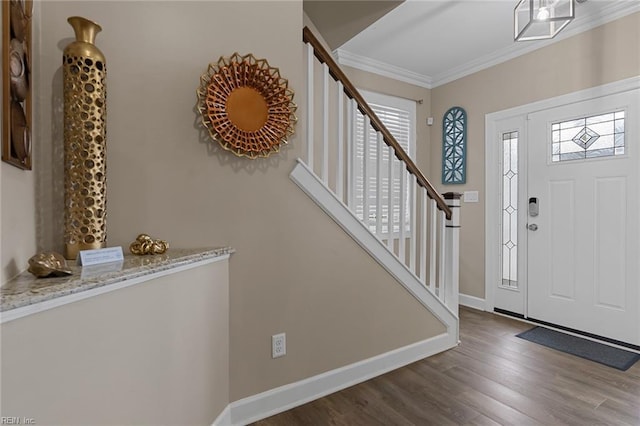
top-left (334, 49), bottom-right (433, 89)
top-left (431, 1), bottom-right (640, 87)
top-left (337, 1), bottom-right (640, 89)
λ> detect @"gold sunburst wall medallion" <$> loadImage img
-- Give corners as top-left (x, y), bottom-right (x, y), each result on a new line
top-left (197, 53), bottom-right (297, 159)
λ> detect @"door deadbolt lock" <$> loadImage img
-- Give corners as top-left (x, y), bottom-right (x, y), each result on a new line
top-left (529, 197), bottom-right (539, 217)
top-left (527, 223), bottom-right (538, 231)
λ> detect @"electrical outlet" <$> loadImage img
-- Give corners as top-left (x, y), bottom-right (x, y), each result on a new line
top-left (272, 333), bottom-right (286, 358)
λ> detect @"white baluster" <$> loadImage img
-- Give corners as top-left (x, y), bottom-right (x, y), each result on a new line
top-left (399, 163), bottom-right (406, 263)
top-left (322, 63), bottom-right (329, 184)
top-left (306, 43), bottom-right (314, 168)
top-left (376, 133), bottom-right (383, 237)
top-left (429, 199), bottom-right (437, 293)
top-left (347, 99), bottom-right (355, 209)
top-left (387, 146), bottom-right (394, 251)
top-left (363, 116), bottom-right (370, 227)
top-left (409, 176), bottom-right (416, 273)
top-left (419, 187), bottom-right (427, 285)
top-left (438, 209), bottom-right (447, 301)
top-left (336, 82), bottom-right (344, 202)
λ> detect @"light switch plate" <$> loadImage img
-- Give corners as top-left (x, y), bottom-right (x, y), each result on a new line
top-left (463, 191), bottom-right (479, 203)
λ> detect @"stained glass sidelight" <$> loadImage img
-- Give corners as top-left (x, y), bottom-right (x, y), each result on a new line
top-left (502, 131), bottom-right (518, 288)
top-left (551, 110), bottom-right (625, 162)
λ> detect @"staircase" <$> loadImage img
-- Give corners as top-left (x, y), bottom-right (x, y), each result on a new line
top-left (291, 28), bottom-right (461, 344)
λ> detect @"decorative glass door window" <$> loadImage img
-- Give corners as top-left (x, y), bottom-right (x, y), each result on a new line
top-left (551, 110), bottom-right (625, 162)
top-left (502, 131), bottom-right (518, 288)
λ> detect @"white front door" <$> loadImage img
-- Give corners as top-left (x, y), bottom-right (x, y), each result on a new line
top-left (527, 89), bottom-right (639, 345)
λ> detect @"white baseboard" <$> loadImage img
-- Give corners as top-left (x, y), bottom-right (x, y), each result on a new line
top-left (212, 405), bottom-right (232, 426)
top-left (228, 332), bottom-right (457, 425)
top-left (459, 293), bottom-right (486, 311)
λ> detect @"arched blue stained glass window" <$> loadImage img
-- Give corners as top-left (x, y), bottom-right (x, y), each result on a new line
top-left (442, 106), bottom-right (467, 184)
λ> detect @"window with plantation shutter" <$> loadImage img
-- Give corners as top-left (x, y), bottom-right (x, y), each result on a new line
top-left (350, 90), bottom-right (416, 237)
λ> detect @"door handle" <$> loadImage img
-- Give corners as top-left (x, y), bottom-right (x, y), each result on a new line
top-left (527, 223), bottom-right (538, 231)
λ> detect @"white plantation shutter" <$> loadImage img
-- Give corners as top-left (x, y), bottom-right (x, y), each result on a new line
top-left (351, 90), bottom-right (416, 236)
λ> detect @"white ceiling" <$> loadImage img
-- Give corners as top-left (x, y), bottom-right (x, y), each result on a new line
top-left (336, 0), bottom-right (640, 88)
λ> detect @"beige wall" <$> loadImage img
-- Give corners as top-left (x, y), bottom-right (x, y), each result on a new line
top-left (1, 166), bottom-right (35, 283)
top-left (1, 261), bottom-right (230, 425)
top-left (430, 12), bottom-right (640, 299)
top-left (19, 0), bottom-right (448, 406)
top-left (0, 1), bottom-right (38, 283)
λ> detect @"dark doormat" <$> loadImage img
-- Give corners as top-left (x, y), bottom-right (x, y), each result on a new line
top-left (516, 326), bottom-right (640, 371)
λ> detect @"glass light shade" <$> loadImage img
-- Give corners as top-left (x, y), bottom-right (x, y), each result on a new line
top-left (515, 0), bottom-right (575, 41)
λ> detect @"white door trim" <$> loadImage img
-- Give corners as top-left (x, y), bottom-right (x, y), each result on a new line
top-left (485, 76), bottom-right (640, 311)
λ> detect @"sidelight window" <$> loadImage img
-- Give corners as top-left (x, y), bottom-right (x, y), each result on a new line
top-left (502, 131), bottom-right (518, 288)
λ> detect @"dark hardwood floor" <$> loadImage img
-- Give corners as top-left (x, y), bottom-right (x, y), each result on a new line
top-left (253, 307), bottom-right (640, 425)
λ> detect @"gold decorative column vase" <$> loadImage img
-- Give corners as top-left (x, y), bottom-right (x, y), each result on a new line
top-left (62, 16), bottom-right (107, 260)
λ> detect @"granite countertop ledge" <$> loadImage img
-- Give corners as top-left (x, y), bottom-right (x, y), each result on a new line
top-left (1, 247), bottom-right (234, 316)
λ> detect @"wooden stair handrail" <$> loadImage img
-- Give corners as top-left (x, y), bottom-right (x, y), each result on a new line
top-left (303, 27), bottom-right (452, 219)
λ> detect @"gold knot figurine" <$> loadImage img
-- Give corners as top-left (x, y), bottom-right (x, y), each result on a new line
top-left (129, 234), bottom-right (169, 255)
top-left (28, 252), bottom-right (73, 278)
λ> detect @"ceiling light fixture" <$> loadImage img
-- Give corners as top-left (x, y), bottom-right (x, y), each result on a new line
top-left (536, 4), bottom-right (550, 21)
top-left (515, 0), bottom-right (575, 41)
